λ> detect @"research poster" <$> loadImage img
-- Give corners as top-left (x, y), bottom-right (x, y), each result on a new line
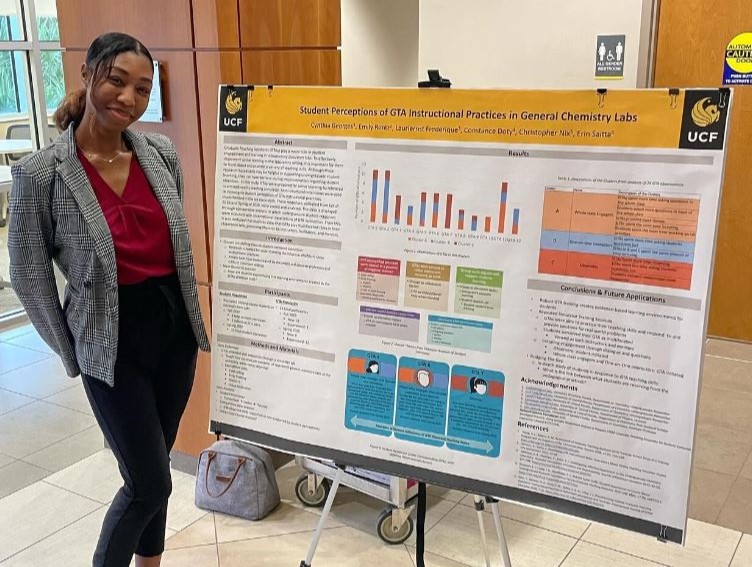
top-left (210, 86), bottom-right (732, 543)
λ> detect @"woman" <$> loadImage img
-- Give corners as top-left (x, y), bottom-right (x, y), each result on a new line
top-left (470, 377), bottom-right (488, 395)
top-left (8, 32), bottom-right (210, 567)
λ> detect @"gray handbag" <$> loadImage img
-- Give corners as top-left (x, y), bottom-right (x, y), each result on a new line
top-left (195, 439), bottom-right (280, 520)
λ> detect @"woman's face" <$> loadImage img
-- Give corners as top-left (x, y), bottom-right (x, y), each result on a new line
top-left (85, 51), bottom-right (153, 132)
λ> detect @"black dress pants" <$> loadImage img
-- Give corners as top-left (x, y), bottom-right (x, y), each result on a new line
top-left (82, 274), bottom-right (198, 567)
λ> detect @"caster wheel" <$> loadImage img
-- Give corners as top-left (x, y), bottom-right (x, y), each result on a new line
top-left (295, 474), bottom-right (330, 507)
top-left (376, 508), bottom-right (414, 545)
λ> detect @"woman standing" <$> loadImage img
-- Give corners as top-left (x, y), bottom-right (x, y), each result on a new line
top-left (9, 32), bottom-right (210, 567)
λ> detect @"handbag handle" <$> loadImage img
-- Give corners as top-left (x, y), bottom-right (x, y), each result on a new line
top-left (204, 452), bottom-right (247, 498)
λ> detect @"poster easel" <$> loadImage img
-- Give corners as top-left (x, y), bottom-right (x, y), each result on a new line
top-left (298, 466), bottom-right (513, 567)
top-left (298, 70), bottom-right (514, 567)
top-left (211, 81), bottom-right (735, 565)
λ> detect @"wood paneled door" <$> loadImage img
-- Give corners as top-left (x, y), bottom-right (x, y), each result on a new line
top-left (654, 0), bottom-right (752, 341)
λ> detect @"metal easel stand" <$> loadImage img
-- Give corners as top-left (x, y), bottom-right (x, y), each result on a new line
top-left (300, 466), bottom-right (345, 567)
top-left (302, 70), bottom-right (509, 567)
top-left (299, 475), bottom-right (513, 567)
top-left (414, 68), bottom-right (511, 566)
top-left (473, 496), bottom-right (513, 567)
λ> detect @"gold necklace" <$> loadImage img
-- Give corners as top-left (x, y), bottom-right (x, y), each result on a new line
top-left (80, 145), bottom-right (127, 165)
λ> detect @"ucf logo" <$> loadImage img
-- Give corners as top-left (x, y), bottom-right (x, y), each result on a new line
top-left (220, 87), bottom-right (248, 131)
top-left (225, 91), bottom-right (243, 115)
top-left (688, 97), bottom-right (719, 143)
top-left (690, 97), bottom-right (720, 128)
top-left (680, 91), bottom-right (726, 149)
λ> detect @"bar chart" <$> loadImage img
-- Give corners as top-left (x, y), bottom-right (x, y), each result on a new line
top-left (368, 169), bottom-right (521, 235)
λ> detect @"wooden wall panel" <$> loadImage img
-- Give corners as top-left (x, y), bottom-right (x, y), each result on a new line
top-left (173, 284), bottom-right (216, 456)
top-left (61, 51), bottom-right (211, 286)
top-left (196, 52), bottom-right (243, 267)
top-left (57, 0), bottom-right (193, 49)
top-left (242, 49), bottom-right (341, 85)
top-left (239, 0), bottom-right (341, 47)
top-left (654, 0), bottom-right (752, 340)
top-left (192, 0), bottom-right (241, 48)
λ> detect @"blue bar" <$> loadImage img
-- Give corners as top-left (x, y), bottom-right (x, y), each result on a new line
top-left (371, 174), bottom-right (378, 209)
top-left (428, 315), bottom-right (494, 330)
top-left (539, 230), bottom-right (573, 252)
top-left (420, 199), bottom-right (427, 225)
top-left (539, 231), bottom-right (696, 263)
top-left (613, 235), bottom-right (696, 263)
top-left (566, 232), bottom-right (614, 254)
top-left (382, 175), bottom-right (390, 222)
top-left (513, 209), bottom-right (519, 225)
top-left (471, 218), bottom-right (478, 231)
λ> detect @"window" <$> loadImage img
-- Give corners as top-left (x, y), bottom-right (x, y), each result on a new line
top-left (0, 0), bottom-right (64, 321)
top-left (0, 16), bottom-right (26, 114)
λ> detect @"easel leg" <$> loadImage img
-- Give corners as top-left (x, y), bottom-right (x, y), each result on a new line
top-left (487, 498), bottom-right (512, 567)
top-left (473, 496), bottom-right (492, 567)
top-left (300, 467), bottom-right (344, 567)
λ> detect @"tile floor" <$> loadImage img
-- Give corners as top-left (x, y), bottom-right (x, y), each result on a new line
top-left (1, 323), bottom-right (752, 566)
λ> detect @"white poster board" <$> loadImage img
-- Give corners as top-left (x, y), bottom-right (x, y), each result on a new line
top-left (210, 86), bottom-right (732, 543)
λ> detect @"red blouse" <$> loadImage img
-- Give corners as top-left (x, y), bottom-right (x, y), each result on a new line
top-left (78, 149), bottom-right (175, 285)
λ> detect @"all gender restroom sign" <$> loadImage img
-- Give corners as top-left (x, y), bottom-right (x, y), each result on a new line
top-left (596, 34), bottom-right (626, 79)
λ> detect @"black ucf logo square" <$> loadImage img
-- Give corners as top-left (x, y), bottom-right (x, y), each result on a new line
top-left (679, 90), bottom-right (728, 150)
top-left (219, 86), bottom-right (248, 132)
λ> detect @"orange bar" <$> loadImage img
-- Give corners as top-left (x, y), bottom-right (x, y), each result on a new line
top-left (432, 193), bottom-right (440, 228)
top-left (370, 170), bottom-right (378, 223)
top-left (398, 367), bottom-right (415, 383)
top-left (382, 170), bottom-right (391, 224)
top-left (445, 194), bottom-right (453, 229)
top-left (541, 189), bottom-right (574, 232)
top-left (611, 257), bottom-right (693, 290)
top-left (498, 182), bottom-right (508, 233)
top-left (570, 192), bottom-right (618, 234)
top-left (538, 249), bottom-right (568, 276)
top-left (451, 375), bottom-right (468, 391)
top-left (566, 251), bottom-right (613, 280)
top-left (458, 209), bottom-right (465, 230)
top-left (489, 382), bottom-right (505, 398)
top-left (615, 195), bottom-right (699, 242)
top-left (484, 216), bottom-right (491, 232)
top-left (348, 357), bottom-right (366, 373)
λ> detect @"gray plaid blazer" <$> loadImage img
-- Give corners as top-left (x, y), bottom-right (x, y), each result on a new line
top-left (8, 125), bottom-right (210, 387)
